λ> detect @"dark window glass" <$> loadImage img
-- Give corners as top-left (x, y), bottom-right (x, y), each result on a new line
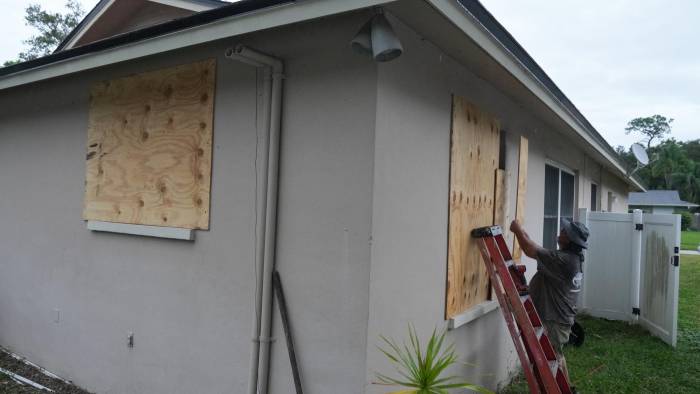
top-left (560, 171), bottom-right (575, 219)
top-left (591, 183), bottom-right (598, 211)
top-left (544, 165), bottom-right (559, 216)
top-left (543, 217), bottom-right (558, 250)
top-left (543, 165), bottom-right (560, 250)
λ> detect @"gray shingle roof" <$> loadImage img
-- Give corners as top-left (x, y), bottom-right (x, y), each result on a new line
top-left (628, 190), bottom-right (699, 207)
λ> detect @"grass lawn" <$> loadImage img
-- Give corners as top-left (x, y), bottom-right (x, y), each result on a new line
top-left (500, 254), bottom-right (700, 393)
top-left (681, 230), bottom-right (700, 251)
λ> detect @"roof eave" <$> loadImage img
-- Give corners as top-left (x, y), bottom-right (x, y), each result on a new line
top-left (425, 0), bottom-right (644, 191)
top-left (0, 0), bottom-right (398, 85)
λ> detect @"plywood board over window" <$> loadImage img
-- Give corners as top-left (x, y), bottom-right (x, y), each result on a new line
top-left (83, 59), bottom-right (216, 230)
top-left (512, 136), bottom-right (529, 261)
top-left (446, 96), bottom-right (500, 319)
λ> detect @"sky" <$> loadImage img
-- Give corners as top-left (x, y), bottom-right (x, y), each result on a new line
top-left (0, 1), bottom-right (697, 149)
top-left (0, 0), bottom-right (95, 60)
top-left (479, 0), bottom-right (700, 148)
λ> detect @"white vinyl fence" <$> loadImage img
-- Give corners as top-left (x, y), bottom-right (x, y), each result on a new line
top-left (578, 208), bottom-right (680, 347)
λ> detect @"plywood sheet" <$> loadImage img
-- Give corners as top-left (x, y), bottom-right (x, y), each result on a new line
top-left (494, 169), bottom-right (506, 227)
top-left (512, 136), bottom-right (528, 261)
top-left (446, 96), bottom-right (500, 319)
top-left (83, 59), bottom-right (216, 230)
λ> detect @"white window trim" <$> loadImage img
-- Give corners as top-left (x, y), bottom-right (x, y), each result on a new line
top-left (447, 300), bottom-right (500, 330)
top-left (544, 162), bottom-right (577, 246)
top-left (87, 220), bottom-right (195, 240)
top-left (545, 158), bottom-right (575, 176)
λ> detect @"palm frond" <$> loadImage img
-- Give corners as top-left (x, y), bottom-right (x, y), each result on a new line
top-left (373, 326), bottom-right (495, 394)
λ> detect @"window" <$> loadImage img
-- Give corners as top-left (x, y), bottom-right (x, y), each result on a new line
top-left (590, 183), bottom-right (598, 211)
top-left (83, 60), bottom-right (215, 230)
top-left (445, 96), bottom-right (501, 319)
top-left (543, 164), bottom-right (575, 250)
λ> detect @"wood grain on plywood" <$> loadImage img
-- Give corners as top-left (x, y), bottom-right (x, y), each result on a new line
top-left (83, 59), bottom-right (216, 230)
top-left (512, 136), bottom-right (529, 261)
top-left (446, 96), bottom-right (500, 319)
top-left (494, 169), bottom-right (506, 227)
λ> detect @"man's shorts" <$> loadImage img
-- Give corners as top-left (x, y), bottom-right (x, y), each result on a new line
top-left (543, 320), bottom-right (571, 357)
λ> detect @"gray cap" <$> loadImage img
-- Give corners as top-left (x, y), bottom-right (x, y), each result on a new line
top-left (561, 218), bottom-right (590, 249)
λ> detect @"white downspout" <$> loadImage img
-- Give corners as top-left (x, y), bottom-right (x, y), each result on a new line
top-left (226, 45), bottom-right (284, 394)
top-left (631, 209), bottom-right (643, 322)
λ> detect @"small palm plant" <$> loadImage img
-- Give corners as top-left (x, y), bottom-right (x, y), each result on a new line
top-left (375, 325), bottom-right (494, 394)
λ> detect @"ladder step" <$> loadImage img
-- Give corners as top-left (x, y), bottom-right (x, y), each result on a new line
top-left (473, 227), bottom-right (571, 394)
top-left (535, 326), bottom-right (544, 339)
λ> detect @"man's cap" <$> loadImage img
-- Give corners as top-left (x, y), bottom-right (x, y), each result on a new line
top-left (561, 218), bottom-right (589, 249)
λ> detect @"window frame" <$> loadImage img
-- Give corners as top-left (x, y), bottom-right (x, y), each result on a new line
top-left (543, 161), bottom-right (577, 250)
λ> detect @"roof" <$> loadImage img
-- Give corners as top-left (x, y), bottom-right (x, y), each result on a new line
top-left (0, 0), bottom-right (645, 191)
top-left (0, 0), bottom-right (290, 78)
top-left (55, 0), bottom-right (230, 52)
top-left (456, 0), bottom-right (638, 186)
top-left (629, 190), bottom-right (699, 208)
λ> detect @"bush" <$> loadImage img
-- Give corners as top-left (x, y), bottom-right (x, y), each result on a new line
top-left (680, 211), bottom-right (693, 231)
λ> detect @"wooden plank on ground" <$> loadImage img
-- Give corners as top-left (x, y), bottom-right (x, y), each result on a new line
top-left (83, 59), bottom-right (216, 229)
top-left (512, 136), bottom-right (528, 261)
top-left (446, 96), bottom-right (500, 319)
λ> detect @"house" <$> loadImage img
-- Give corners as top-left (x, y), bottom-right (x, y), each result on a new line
top-left (628, 190), bottom-right (698, 214)
top-left (0, 0), bottom-right (644, 393)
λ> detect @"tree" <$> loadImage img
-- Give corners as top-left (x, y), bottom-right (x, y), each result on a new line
top-left (615, 145), bottom-right (637, 172)
top-left (625, 115), bottom-right (674, 149)
top-left (3, 1), bottom-right (85, 67)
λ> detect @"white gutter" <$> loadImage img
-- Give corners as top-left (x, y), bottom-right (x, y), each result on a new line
top-left (425, 0), bottom-right (644, 191)
top-left (225, 45), bottom-right (283, 394)
top-left (0, 0), bottom-right (392, 91)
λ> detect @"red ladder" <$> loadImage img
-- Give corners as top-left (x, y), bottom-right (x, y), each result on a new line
top-left (471, 225), bottom-right (572, 394)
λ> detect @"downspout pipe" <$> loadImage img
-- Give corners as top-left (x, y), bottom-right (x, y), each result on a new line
top-left (225, 45), bottom-right (284, 394)
top-left (631, 209), bottom-right (643, 322)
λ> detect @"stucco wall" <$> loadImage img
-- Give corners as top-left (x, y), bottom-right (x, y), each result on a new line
top-left (364, 14), bottom-right (634, 391)
top-left (0, 14), bottom-right (377, 394)
top-left (0, 7), bottom-right (637, 394)
top-left (601, 169), bottom-right (630, 212)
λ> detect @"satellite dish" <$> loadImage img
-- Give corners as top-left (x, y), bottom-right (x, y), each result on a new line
top-left (631, 143), bottom-right (649, 166)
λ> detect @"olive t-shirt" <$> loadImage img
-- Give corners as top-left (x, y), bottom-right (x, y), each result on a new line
top-left (529, 248), bottom-right (583, 325)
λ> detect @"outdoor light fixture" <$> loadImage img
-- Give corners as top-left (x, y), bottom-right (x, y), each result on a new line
top-left (351, 9), bottom-right (403, 62)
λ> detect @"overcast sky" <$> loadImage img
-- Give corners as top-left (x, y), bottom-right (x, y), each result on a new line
top-left (479, 0), bottom-right (700, 148)
top-left (1, 1), bottom-right (697, 149)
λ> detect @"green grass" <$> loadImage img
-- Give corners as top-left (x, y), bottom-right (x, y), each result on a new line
top-left (500, 255), bottom-right (700, 393)
top-left (681, 230), bottom-right (700, 251)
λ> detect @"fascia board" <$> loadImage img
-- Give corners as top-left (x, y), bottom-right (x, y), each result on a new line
top-left (0, 0), bottom-right (391, 91)
top-left (148, 0), bottom-right (219, 12)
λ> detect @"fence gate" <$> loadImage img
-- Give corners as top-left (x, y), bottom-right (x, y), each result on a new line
top-left (578, 208), bottom-right (680, 347)
top-left (639, 214), bottom-right (680, 346)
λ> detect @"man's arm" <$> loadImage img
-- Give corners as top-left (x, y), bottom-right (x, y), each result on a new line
top-left (509, 220), bottom-right (544, 259)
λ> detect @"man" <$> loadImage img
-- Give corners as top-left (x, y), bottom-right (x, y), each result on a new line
top-left (510, 218), bottom-right (589, 384)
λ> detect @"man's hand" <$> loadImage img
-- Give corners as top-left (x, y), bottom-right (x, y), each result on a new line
top-left (510, 220), bottom-right (522, 234)
top-left (509, 219), bottom-right (542, 259)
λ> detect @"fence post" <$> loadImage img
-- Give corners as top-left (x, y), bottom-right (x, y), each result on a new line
top-left (577, 208), bottom-right (588, 312)
top-left (630, 209), bottom-right (643, 323)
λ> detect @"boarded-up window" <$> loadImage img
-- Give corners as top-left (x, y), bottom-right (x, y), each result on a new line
top-left (83, 59), bottom-right (216, 230)
top-left (446, 96), bottom-right (500, 319)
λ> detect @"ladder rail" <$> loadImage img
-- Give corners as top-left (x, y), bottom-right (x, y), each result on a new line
top-left (475, 239), bottom-right (540, 393)
top-left (481, 236), bottom-right (562, 393)
top-left (473, 226), bottom-right (571, 394)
